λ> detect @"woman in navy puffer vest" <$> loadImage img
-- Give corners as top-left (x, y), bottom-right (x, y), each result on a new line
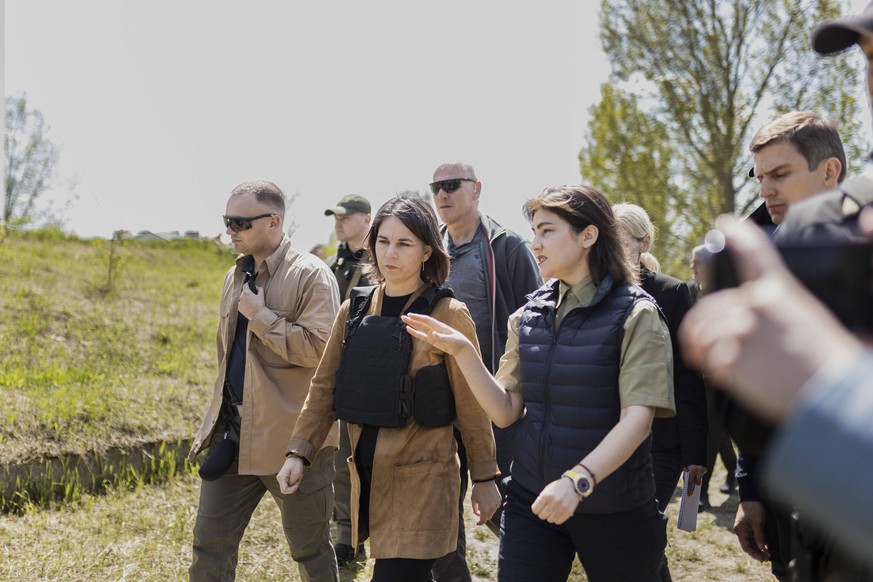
top-left (405, 185), bottom-right (675, 582)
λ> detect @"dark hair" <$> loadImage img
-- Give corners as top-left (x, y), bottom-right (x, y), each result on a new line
top-left (230, 180), bottom-right (286, 217)
top-left (523, 185), bottom-right (636, 286)
top-left (363, 194), bottom-right (451, 286)
top-left (750, 111), bottom-right (847, 183)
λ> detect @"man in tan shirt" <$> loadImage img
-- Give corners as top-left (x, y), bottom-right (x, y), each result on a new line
top-left (188, 180), bottom-right (340, 582)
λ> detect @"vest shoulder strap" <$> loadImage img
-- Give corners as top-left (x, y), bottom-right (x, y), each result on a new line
top-left (347, 285), bottom-right (378, 329)
top-left (407, 286), bottom-right (454, 315)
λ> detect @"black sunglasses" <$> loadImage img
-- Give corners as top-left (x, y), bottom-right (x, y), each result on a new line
top-left (429, 178), bottom-right (476, 195)
top-left (223, 213), bottom-right (274, 232)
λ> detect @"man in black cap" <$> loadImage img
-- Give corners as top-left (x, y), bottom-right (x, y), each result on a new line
top-left (323, 194), bottom-right (372, 566)
top-left (324, 194), bottom-right (372, 302)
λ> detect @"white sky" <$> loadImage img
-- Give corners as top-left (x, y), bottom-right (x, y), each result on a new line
top-left (4, 1), bottom-right (606, 251)
top-left (4, 1), bottom-right (871, 251)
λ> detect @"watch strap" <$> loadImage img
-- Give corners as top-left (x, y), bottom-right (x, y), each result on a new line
top-left (561, 468), bottom-right (594, 498)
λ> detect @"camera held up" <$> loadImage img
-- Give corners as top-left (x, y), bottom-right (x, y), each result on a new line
top-left (702, 229), bottom-right (873, 334)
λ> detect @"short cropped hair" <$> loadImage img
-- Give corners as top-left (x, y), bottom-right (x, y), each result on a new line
top-left (750, 111), bottom-right (847, 183)
top-left (230, 180), bottom-right (286, 218)
top-left (432, 162), bottom-right (477, 181)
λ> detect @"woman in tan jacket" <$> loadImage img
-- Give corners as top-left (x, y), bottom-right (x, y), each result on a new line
top-left (278, 194), bottom-right (500, 582)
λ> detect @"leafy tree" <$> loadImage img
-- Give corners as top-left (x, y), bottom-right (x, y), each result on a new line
top-left (5, 94), bottom-right (60, 225)
top-left (581, 0), bottom-right (869, 276)
top-left (579, 83), bottom-right (682, 259)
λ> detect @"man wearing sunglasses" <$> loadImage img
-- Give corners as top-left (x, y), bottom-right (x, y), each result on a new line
top-left (323, 194), bottom-right (372, 567)
top-left (188, 180), bottom-right (341, 582)
top-left (429, 162), bottom-right (541, 582)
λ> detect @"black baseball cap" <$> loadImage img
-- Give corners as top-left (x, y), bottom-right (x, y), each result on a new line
top-left (324, 194), bottom-right (371, 216)
top-left (813, 1), bottom-right (873, 55)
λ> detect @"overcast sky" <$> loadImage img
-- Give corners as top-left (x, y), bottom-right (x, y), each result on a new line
top-left (4, 1), bottom-right (871, 251)
top-left (5, 1), bottom-right (609, 251)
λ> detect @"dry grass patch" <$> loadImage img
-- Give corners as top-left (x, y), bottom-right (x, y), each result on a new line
top-left (0, 462), bottom-right (776, 581)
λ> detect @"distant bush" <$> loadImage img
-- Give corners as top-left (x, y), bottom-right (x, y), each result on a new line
top-left (2, 225), bottom-right (80, 243)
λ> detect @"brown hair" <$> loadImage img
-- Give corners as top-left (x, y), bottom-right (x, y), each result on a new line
top-left (363, 194), bottom-right (451, 286)
top-left (750, 111), bottom-right (846, 183)
top-left (523, 185), bottom-right (636, 286)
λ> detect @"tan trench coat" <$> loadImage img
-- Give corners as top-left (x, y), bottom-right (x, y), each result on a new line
top-left (287, 284), bottom-right (498, 559)
top-left (189, 237), bottom-right (340, 475)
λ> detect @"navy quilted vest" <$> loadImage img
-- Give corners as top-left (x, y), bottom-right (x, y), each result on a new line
top-left (512, 275), bottom-right (656, 514)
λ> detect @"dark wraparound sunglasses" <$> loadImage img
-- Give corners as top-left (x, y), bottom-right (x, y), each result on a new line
top-left (429, 178), bottom-right (476, 195)
top-left (223, 213), bottom-right (274, 232)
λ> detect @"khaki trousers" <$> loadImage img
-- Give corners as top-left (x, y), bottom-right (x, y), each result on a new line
top-left (190, 447), bottom-right (338, 582)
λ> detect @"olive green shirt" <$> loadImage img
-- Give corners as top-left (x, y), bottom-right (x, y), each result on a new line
top-left (495, 276), bottom-right (675, 418)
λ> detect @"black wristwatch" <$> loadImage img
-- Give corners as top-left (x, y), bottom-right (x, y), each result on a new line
top-left (562, 468), bottom-right (594, 499)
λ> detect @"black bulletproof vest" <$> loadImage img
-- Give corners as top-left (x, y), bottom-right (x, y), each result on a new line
top-left (333, 285), bottom-right (455, 428)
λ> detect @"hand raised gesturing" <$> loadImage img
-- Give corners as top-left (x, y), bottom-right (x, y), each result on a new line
top-left (401, 313), bottom-right (474, 357)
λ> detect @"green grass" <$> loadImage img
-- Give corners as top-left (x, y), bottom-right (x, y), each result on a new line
top-left (0, 439), bottom-right (198, 513)
top-left (0, 466), bottom-right (777, 581)
top-left (0, 230), bottom-right (234, 506)
top-left (0, 228), bottom-right (777, 580)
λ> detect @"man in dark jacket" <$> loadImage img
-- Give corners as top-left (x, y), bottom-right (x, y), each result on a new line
top-left (429, 162), bottom-right (542, 582)
top-left (734, 10), bottom-right (873, 579)
top-left (730, 110), bottom-right (847, 582)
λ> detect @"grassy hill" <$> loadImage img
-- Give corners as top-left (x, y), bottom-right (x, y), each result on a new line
top-left (0, 231), bottom-right (776, 581)
top-left (0, 229), bottom-right (234, 470)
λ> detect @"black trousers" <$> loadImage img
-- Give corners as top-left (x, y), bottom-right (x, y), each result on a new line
top-left (373, 558), bottom-right (438, 582)
top-left (498, 479), bottom-right (666, 582)
top-left (701, 384), bottom-right (737, 499)
top-left (356, 430), bottom-right (438, 582)
top-left (651, 446), bottom-right (683, 512)
top-left (651, 447), bottom-right (683, 582)
top-left (762, 498), bottom-right (793, 582)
